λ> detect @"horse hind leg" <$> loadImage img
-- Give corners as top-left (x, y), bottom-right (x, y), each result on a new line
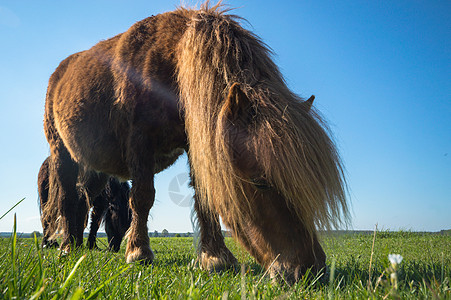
top-left (192, 177), bottom-right (238, 272)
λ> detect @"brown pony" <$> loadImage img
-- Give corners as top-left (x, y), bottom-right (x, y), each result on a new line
top-left (42, 2), bottom-right (348, 283)
top-left (38, 157), bottom-right (132, 251)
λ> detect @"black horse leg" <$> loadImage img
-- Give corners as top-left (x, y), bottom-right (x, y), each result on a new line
top-left (105, 180), bottom-right (131, 252)
top-left (78, 170), bottom-right (109, 249)
top-left (86, 194), bottom-right (108, 249)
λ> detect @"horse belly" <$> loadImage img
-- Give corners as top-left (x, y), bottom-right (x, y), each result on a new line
top-left (52, 84), bottom-right (185, 179)
top-left (154, 148), bottom-right (185, 174)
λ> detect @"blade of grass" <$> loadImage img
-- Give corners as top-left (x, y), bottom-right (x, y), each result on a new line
top-left (33, 232), bottom-right (45, 287)
top-left (256, 253), bottom-right (280, 285)
top-left (51, 254), bottom-right (86, 300)
top-left (11, 213), bottom-right (18, 294)
top-left (21, 261), bottom-right (40, 294)
top-left (0, 198), bottom-right (25, 220)
top-left (368, 223), bottom-right (378, 291)
top-left (18, 234), bottom-right (38, 296)
top-left (30, 285), bottom-right (47, 300)
top-left (85, 265), bottom-right (130, 300)
top-left (32, 233), bottom-right (47, 297)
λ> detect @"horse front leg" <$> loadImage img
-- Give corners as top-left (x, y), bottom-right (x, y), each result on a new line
top-left (125, 175), bottom-right (155, 264)
top-left (191, 176), bottom-right (238, 272)
top-left (124, 137), bottom-right (155, 264)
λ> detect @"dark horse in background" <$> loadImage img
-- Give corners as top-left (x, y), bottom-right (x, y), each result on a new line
top-left (38, 157), bottom-right (131, 252)
top-left (41, 3), bottom-right (348, 283)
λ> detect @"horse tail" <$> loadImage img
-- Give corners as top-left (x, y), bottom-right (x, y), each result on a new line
top-left (41, 72), bottom-right (61, 239)
top-left (37, 157), bottom-right (50, 215)
top-left (40, 155), bottom-right (62, 240)
top-left (41, 54), bottom-right (79, 240)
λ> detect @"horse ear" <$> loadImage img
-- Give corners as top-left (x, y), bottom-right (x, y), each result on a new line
top-left (304, 95), bottom-right (315, 111)
top-left (222, 83), bottom-right (250, 120)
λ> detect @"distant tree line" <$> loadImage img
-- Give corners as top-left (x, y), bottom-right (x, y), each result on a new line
top-left (3, 229), bottom-right (449, 239)
top-left (148, 230), bottom-right (194, 238)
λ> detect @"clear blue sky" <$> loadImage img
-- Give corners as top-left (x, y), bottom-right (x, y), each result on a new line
top-left (0, 1), bottom-right (449, 233)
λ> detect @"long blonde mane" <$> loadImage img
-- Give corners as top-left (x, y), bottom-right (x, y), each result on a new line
top-left (177, 2), bottom-right (349, 237)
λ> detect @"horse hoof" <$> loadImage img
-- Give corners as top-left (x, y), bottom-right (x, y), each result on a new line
top-left (126, 246), bottom-right (154, 265)
top-left (200, 250), bottom-right (238, 273)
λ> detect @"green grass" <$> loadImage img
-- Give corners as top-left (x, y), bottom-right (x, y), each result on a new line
top-left (0, 220), bottom-right (450, 299)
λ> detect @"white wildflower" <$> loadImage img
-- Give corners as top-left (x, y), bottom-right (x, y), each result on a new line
top-left (388, 254), bottom-right (403, 268)
top-left (388, 254), bottom-right (403, 290)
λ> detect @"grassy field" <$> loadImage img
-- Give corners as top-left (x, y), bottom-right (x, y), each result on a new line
top-left (0, 220), bottom-right (450, 299)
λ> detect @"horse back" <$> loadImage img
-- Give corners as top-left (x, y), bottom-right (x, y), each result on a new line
top-left (44, 11), bottom-right (190, 178)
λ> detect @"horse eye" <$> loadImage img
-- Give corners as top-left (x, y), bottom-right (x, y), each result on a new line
top-left (251, 177), bottom-right (271, 190)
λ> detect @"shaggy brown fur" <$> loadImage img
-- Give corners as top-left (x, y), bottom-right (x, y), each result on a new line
top-left (42, 1), bottom-right (348, 283)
